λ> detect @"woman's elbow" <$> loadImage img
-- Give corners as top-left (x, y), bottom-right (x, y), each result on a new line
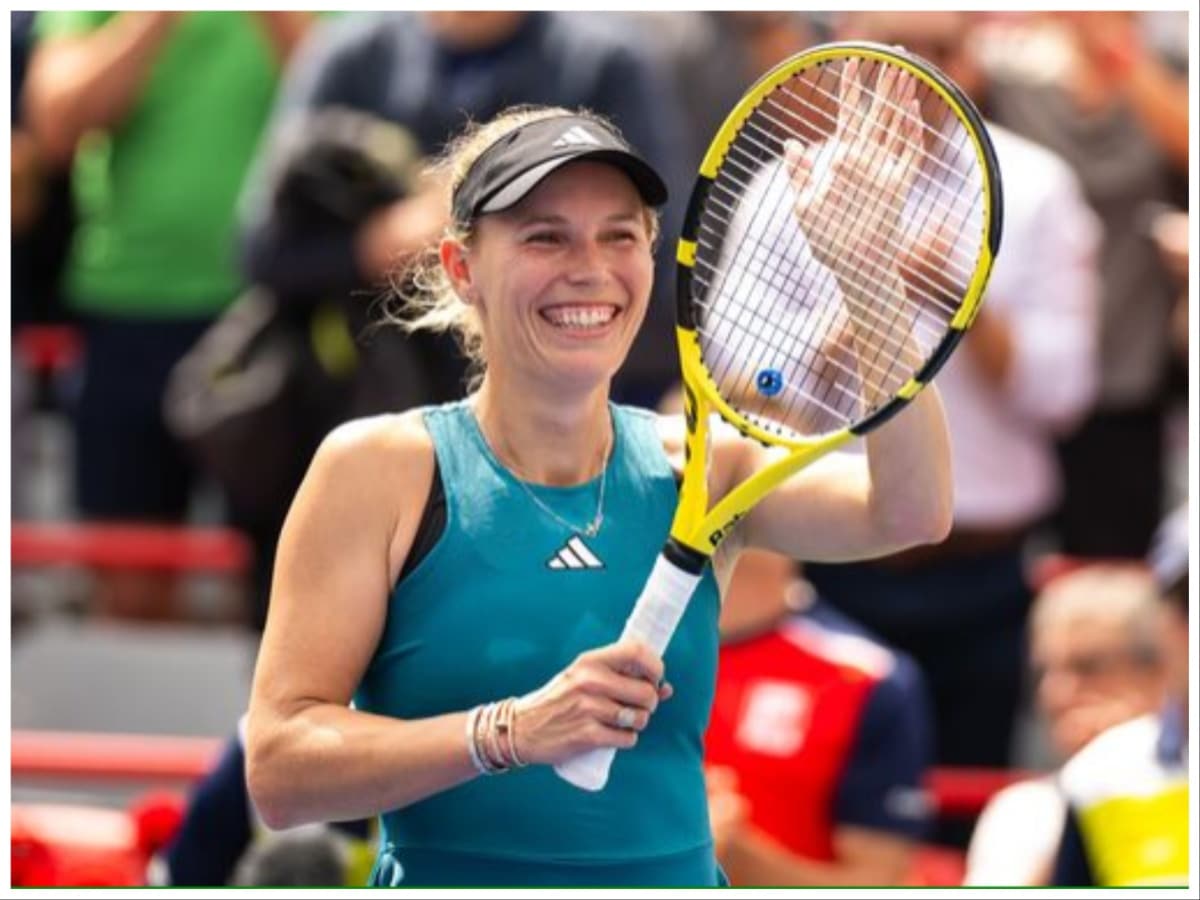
top-left (917, 499), bottom-right (955, 546)
top-left (879, 489), bottom-right (954, 549)
top-left (245, 729), bottom-right (305, 830)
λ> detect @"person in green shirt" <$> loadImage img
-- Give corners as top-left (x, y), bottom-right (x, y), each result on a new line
top-left (23, 11), bottom-right (311, 613)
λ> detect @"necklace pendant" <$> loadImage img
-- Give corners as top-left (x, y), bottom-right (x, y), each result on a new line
top-left (583, 518), bottom-right (602, 538)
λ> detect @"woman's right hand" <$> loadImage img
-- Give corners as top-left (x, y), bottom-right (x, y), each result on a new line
top-left (512, 639), bottom-right (673, 766)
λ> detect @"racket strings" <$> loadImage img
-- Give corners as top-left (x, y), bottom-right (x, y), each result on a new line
top-left (773, 76), bottom-right (978, 187)
top-left (699, 329), bottom-right (861, 425)
top-left (705, 59), bottom-right (932, 431)
top-left (749, 72), bottom-right (986, 287)
top-left (724, 117), bottom-right (984, 282)
top-left (691, 253), bottom-right (946, 370)
top-left (729, 67), bottom-right (986, 273)
top-left (702, 61), bottom-right (858, 435)
top-left (694, 293), bottom-right (914, 419)
top-left (699, 178), bottom-right (969, 321)
top-left (693, 56), bottom-right (986, 440)
top-left (754, 86), bottom-right (984, 238)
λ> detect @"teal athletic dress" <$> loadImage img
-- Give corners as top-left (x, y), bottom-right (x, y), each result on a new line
top-left (354, 400), bottom-right (723, 886)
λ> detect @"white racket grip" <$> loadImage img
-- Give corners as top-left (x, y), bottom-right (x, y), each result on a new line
top-left (554, 553), bottom-right (704, 791)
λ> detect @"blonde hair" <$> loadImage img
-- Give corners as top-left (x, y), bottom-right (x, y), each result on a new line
top-left (385, 105), bottom-right (660, 390)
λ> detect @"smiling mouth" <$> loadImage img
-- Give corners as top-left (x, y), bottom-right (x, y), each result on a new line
top-left (539, 304), bottom-right (621, 331)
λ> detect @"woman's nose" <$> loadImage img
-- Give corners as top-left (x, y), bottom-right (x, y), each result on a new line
top-left (565, 237), bottom-right (607, 284)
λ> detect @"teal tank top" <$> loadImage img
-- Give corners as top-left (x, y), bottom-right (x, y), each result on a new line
top-left (354, 400), bottom-right (722, 886)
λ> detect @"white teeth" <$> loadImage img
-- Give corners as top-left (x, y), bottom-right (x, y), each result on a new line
top-left (542, 306), bottom-right (618, 329)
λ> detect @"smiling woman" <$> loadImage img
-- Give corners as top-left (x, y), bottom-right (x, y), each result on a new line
top-left (389, 106), bottom-right (662, 392)
top-left (244, 100), bottom-right (955, 887)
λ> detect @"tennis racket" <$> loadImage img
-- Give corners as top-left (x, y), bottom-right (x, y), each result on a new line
top-left (555, 41), bottom-right (1003, 791)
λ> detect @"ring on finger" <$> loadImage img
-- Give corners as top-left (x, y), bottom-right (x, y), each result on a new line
top-left (616, 706), bottom-right (638, 730)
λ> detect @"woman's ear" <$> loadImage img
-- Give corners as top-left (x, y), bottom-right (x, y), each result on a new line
top-left (440, 237), bottom-right (477, 304)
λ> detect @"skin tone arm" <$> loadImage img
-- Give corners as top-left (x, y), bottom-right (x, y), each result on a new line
top-left (24, 12), bottom-right (315, 167)
top-left (246, 414), bottom-right (478, 827)
top-left (1069, 12), bottom-right (1189, 170)
top-left (356, 172), bottom-right (451, 282)
top-left (252, 11), bottom-right (316, 64)
top-left (23, 11), bottom-right (180, 164)
top-left (248, 413), bottom-right (669, 829)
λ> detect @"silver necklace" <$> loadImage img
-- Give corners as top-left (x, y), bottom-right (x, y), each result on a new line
top-left (515, 454), bottom-right (609, 538)
top-left (475, 413), bottom-right (611, 538)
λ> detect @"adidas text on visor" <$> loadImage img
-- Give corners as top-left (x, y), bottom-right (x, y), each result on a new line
top-left (451, 114), bottom-right (669, 228)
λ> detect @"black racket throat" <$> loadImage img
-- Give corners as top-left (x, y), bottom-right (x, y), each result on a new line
top-left (662, 537), bottom-right (709, 575)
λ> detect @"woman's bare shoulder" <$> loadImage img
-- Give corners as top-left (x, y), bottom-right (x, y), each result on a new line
top-left (320, 409), bottom-right (432, 459)
top-left (305, 411), bottom-right (435, 511)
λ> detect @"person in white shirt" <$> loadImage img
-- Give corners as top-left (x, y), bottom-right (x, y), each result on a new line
top-left (964, 564), bottom-right (1167, 885)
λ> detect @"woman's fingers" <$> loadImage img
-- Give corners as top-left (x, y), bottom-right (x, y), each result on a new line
top-left (837, 58), bottom-right (867, 143)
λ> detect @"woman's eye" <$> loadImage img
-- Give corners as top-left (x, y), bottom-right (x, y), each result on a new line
top-left (526, 232), bottom-right (562, 245)
top-left (605, 230), bottom-right (638, 244)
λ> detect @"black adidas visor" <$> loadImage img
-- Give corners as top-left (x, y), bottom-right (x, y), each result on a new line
top-left (451, 115), bottom-right (669, 228)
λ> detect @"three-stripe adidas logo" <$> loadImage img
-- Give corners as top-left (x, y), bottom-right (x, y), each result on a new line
top-left (546, 535), bottom-right (605, 570)
top-left (552, 125), bottom-right (603, 149)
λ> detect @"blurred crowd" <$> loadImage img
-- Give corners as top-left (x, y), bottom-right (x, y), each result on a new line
top-left (9, 9), bottom-right (1191, 888)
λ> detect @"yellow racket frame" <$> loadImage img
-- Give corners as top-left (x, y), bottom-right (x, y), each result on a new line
top-left (669, 41), bottom-right (1003, 559)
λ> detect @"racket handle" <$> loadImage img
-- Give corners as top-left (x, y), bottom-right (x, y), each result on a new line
top-left (554, 552), bottom-right (703, 791)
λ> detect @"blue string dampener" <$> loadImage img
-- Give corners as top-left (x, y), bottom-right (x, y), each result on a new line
top-left (755, 368), bottom-right (784, 397)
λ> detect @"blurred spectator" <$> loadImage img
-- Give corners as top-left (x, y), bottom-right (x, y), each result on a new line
top-left (722, 12), bottom-right (827, 76)
top-left (805, 11), bottom-right (1101, 802)
top-left (230, 826), bottom-right (353, 887)
top-left (12, 10), bottom-right (75, 328)
top-left (12, 11), bottom-right (78, 522)
top-left (1050, 506), bottom-right (1189, 886)
top-left (705, 550), bottom-right (934, 885)
top-left (964, 564), bottom-right (1168, 885)
top-left (165, 106), bottom-right (431, 630)
top-left (979, 11), bottom-right (1187, 557)
top-left (22, 11), bottom-right (311, 616)
top-left (620, 12), bottom-right (831, 177)
top-left (240, 11), bottom-right (689, 407)
top-left (1150, 210), bottom-right (1189, 362)
top-left (617, 12), bottom-right (750, 172)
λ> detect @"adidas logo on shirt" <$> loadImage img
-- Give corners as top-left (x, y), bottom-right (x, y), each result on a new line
top-left (546, 535), bottom-right (605, 570)
top-left (552, 125), bottom-right (603, 149)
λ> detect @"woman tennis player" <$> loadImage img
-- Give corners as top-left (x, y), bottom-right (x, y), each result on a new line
top-left (246, 98), bottom-right (953, 886)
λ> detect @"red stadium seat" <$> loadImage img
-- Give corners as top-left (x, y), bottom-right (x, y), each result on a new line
top-left (14, 325), bottom-right (83, 376)
top-left (11, 804), bottom-right (150, 887)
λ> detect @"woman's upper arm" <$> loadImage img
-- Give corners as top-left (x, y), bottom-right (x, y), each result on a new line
top-left (251, 413), bottom-right (434, 720)
top-left (713, 435), bottom-right (882, 563)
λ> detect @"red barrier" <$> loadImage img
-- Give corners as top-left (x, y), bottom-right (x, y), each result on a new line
top-left (926, 766), bottom-right (1034, 818)
top-left (11, 523), bottom-right (252, 575)
top-left (12, 731), bottom-right (1027, 887)
top-left (10, 729), bottom-right (1034, 817)
top-left (11, 731), bottom-right (223, 783)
